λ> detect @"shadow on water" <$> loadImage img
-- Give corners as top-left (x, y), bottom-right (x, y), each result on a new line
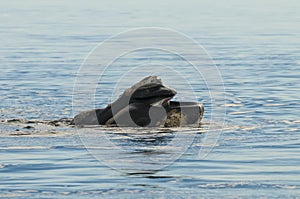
top-left (75, 125), bottom-right (206, 174)
top-left (0, 117), bottom-right (207, 174)
top-left (105, 129), bottom-right (176, 148)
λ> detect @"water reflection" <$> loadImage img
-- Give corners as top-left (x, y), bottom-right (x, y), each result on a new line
top-left (77, 126), bottom-right (201, 173)
top-left (105, 128), bottom-right (175, 148)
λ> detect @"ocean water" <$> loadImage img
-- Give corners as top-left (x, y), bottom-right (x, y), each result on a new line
top-left (1, 0), bottom-right (300, 198)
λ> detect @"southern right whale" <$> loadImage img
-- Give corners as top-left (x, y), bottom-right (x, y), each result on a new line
top-left (72, 76), bottom-right (204, 127)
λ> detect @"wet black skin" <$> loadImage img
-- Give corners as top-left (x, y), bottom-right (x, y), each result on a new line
top-left (73, 100), bottom-right (204, 127)
top-left (72, 76), bottom-right (204, 127)
top-left (72, 83), bottom-right (177, 125)
top-left (105, 101), bottom-right (204, 127)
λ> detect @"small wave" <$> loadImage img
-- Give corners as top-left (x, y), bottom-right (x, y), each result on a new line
top-left (197, 182), bottom-right (300, 189)
top-left (0, 188), bottom-right (144, 198)
top-left (222, 103), bottom-right (243, 107)
top-left (0, 118), bottom-right (73, 126)
top-left (0, 146), bottom-right (51, 150)
top-left (282, 120), bottom-right (300, 125)
top-left (228, 111), bottom-right (253, 115)
top-left (263, 103), bottom-right (285, 107)
top-left (0, 117), bottom-right (75, 137)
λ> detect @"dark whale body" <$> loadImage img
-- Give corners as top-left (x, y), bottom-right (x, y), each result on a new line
top-left (72, 76), bottom-right (204, 127)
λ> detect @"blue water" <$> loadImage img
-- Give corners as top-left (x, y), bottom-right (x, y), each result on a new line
top-left (1, 0), bottom-right (300, 198)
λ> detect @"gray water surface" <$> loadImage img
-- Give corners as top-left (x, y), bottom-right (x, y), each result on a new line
top-left (1, 0), bottom-right (300, 198)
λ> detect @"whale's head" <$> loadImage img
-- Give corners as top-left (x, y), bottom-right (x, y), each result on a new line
top-left (130, 83), bottom-right (177, 106)
top-left (111, 76), bottom-right (177, 114)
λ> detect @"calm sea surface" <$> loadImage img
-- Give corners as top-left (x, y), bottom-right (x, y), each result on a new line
top-left (1, 0), bottom-right (300, 198)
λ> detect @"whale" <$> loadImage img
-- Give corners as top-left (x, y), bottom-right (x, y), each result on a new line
top-left (72, 76), bottom-right (204, 127)
top-left (104, 101), bottom-right (204, 127)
